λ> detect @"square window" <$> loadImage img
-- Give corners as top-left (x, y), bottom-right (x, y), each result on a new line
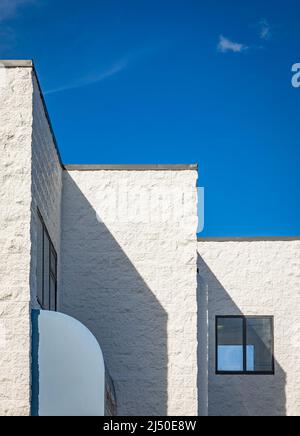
top-left (216, 316), bottom-right (274, 375)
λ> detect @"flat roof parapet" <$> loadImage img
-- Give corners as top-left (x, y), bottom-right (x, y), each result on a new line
top-left (0, 60), bottom-right (33, 68)
top-left (64, 164), bottom-right (198, 171)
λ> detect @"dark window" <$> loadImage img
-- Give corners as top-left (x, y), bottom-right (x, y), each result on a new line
top-left (36, 210), bottom-right (57, 311)
top-left (216, 316), bottom-right (274, 375)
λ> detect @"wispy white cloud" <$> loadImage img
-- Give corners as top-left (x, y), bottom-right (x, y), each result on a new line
top-left (44, 59), bottom-right (129, 95)
top-left (218, 35), bottom-right (248, 53)
top-left (0, 0), bottom-right (35, 22)
top-left (44, 45), bottom-right (161, 95)
top-left (259, 19), bottom-right (271, 40)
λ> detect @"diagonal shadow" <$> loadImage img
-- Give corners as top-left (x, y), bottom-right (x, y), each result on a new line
top-left (59, 172), bottom-right (168, 416)
top-left (197, 254), bottom-right (286, 417)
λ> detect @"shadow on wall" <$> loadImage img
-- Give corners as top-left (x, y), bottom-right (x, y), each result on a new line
top-left (60, 173), bottom-right (168, 416)
top-left (197, 254), bottom-right (286, 417)
top-left (197, 271), bottom-right (208, 416)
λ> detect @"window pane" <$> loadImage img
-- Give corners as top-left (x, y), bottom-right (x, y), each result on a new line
top-left (246, 318), bottom-right (273, 372)
top-left (246, 345), bottom-right (254, 371)
top-left (217, 317), bottom-right (243, 371)
top-left (43, 232), bottom-right (50, 310)
top-left (37, 215), bottom-right (44, 306)
top-left (218, 346), bottom-right (243, 371)
top-left (50, 275), bottom-right (56, 311)
top-left (50, 247), bottom-right (56, 277)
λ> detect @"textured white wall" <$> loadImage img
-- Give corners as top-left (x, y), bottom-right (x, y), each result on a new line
top-left (30, 74), bottom-right (62, 308)
top-left (61, 169), bottom-right (198, 416)
top-left (0, 66), bottom-right (33, 415)
top-left (198, 240), bottom-right (300, 416)
top-left (0, 64), bottom-right (62, 415)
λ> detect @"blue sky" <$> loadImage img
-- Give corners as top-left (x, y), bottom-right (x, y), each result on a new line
top-left (1, 0), bottom-right (300, 237)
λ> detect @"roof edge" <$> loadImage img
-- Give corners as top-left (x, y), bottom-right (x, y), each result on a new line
top-left (198, 237), bottom-right (300, 242)
top-left (0, 60), bottom-right (33, 68)
top-left (64, 164), bottom-right (198, 171)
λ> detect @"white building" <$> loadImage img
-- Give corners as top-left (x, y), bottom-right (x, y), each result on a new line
top-left (0, 60), bottom-right (300, 416)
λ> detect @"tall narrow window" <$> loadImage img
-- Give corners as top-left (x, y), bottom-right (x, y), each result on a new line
top-left (216, 316), bottom-right (274, 375)
top-left (36, 210), bottom-right (57, 311)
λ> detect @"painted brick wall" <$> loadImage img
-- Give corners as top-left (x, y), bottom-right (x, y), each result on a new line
top-left (198, 240), bottom-right (300, 416)
top-left (0, 66), bottom-right (33, 415)
top-left (61, 169), bottom-right (198, 416)
top-left (30, 74), bottom-right (62, 309)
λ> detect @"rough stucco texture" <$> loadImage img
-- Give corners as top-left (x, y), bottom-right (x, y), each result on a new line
top-left (30, 74), bottom-right (62, 309)
top-left (198, 240), bottom-right (300, 417)
top-left (61, 170), bottom-right (198, 416)
top-left (0, 67), bottom-right (33, 415)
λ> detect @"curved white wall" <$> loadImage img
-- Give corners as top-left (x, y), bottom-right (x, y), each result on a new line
top-left (33, 310), bottom-right (105, 416)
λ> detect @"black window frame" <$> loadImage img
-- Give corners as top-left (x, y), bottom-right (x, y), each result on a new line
top-left (215, 315), bottom-right (275, 375)
top-left (37, 209), bottom-right (58, 311)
